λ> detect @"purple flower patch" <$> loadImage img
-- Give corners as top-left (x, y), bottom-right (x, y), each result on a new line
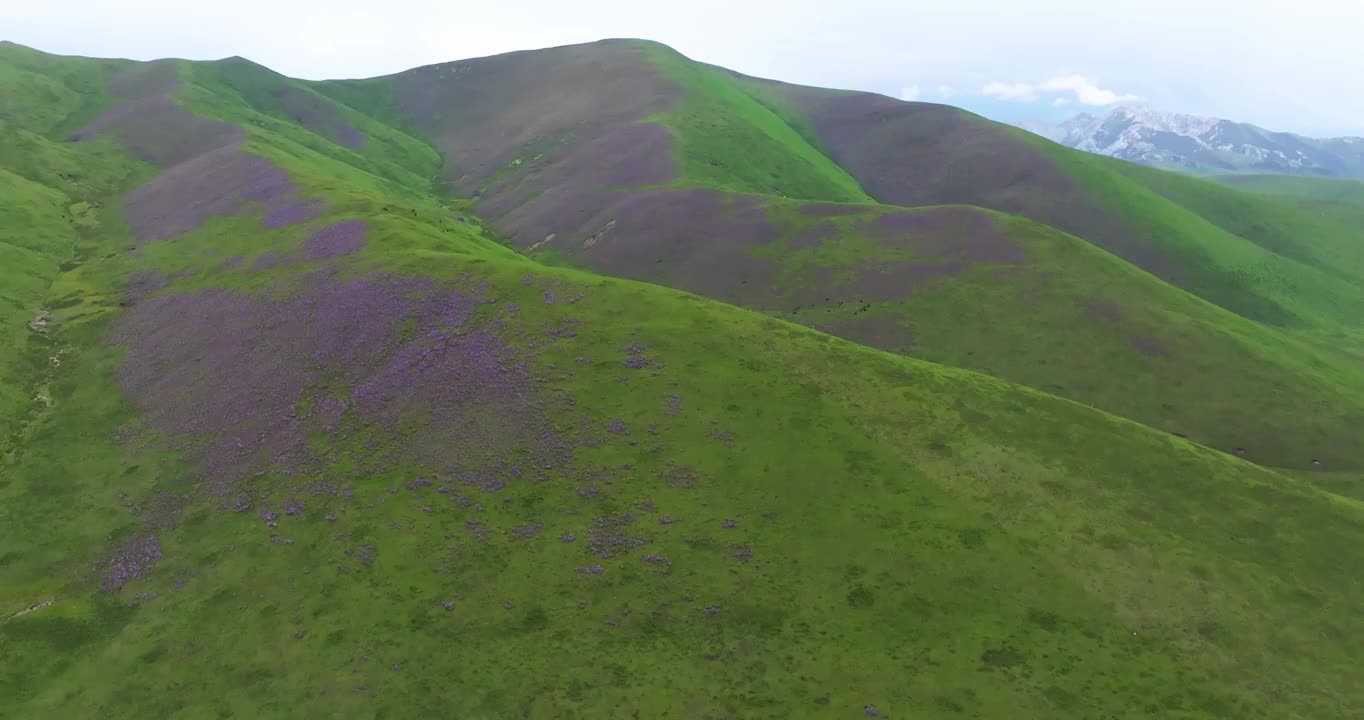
top-left (587, 515), bottom-right (645, 559)
top-left (101, 535), bottom-right (163, 592)
top-left (124, 146), bottom-right (293, 243)
top-left (507, 522), bottom-right (543, 540)
top-left (106, 275), bottom-right (567, 497)
top-left (658, 464), bottom-right (697, 489)
top-left (302, 220), bottom-right (366, 260)
top-left (262, 197), bottom-right (325, 228)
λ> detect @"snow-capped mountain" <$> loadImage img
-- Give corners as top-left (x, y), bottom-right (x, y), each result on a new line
top-left (1018, 106), bottom-right (1364, 178)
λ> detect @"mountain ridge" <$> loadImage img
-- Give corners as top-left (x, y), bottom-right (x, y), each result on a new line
top-left (1018, 104), bottom-right (1364, 177)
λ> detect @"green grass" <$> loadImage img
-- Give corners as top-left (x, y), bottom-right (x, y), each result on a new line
top-left (732, 197), bottom-right (1364, 471)
top-left (0, 52), bottom-right (150, 461)
top-left (0, 42), bottom-right (128, 137)
top-left (2, 41), bottom-right (1364, 719)
top-left (1214, 174), bottom-right (1364, 207)
top-left (1017, 134), bottom-right (1364, 330)
top-left (187, 58), bottom-right (444, 195)
top-left (640, 43), bottom-right (871, 202)
top-left (1112, 162), bottom-right (1364, 288)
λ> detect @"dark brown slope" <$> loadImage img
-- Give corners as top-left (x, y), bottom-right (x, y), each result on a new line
top-left (386, 39), bottom-right (678, 195)
top-left (749, 80), bottom-right (1187, 277)
top-left (740, 77), bottom-right (1364, 328)
top-left (316, 40), bottom-right (681, 254)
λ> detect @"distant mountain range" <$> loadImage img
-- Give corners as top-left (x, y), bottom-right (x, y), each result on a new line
top-left (1018, 106), bottom-right (1364, 177)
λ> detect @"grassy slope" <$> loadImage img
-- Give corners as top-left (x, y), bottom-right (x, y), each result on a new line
top-left (0, 43), bottom-right (148, 452)
top-left (1215, 174), bottom-right (1364, 207)
top-left (417, 48), bottom-right (1364, 471)
top-left (0, 42), bottom-right (127, 137)
top-left (746, 76), bottom-right (1364, 334)
top-left (635, 43), bottom-right (871, 202)
top-left (747, 198), bottom-right (1364, 470)
top-left (0, 169), bottom-right (76, 441)
top-left (1112, 162), bottom-right (1364, 288)
top-left (1015, 131), bottom-right (1364, 331)
top-left (188, 57), bottom-right (444, 194)
top-left (294, 53), bottom-right (1364, 467)
top-left (2, 46), bottom-right (1364, 719)
top-left (519, 181), bottom-right (1364, 470)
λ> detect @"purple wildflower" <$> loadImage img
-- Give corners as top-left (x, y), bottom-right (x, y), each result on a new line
top-left (100, 534), bottom-right (163, 592)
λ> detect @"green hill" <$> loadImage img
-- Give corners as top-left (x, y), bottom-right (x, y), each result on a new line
top-left (505, 188), bottom-right (1364, 471)
top-left (309, 41), bottom-right (1364, 470)
top-left (1215, 173), bottom-right (1364, 207)
top-left (3, 40), bottom-right (1364, 719)
top-left (743, 77), bottom-right (1364, 331)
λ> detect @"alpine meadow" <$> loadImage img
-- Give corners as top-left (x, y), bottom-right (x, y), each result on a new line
top-left (2, 37), bottom-right (1362, 719)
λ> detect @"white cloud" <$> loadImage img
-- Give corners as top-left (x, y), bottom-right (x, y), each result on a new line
top-left (900, 85), bottom-right (921, 101)
top-left (981, 81), bottom-right (1038, 102)
top-left (1040, 74), bottom-right (1139, 105)
top-left (1053, 97), bottom-right (1070, 106)
top-left (936, 84), bottom-right (955, 98)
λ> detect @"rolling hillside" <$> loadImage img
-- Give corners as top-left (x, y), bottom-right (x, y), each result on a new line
top-left (739, 74), bottom-right (1364, 330)
top-left (311, 40), bottom-right (1364, 471)
top-left (1216, 174), bottom-right (1364, 207)
top-left (2, 39), bottom-right (1364, 719)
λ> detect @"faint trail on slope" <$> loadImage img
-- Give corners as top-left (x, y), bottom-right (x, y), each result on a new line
top-left (3, 598), bottom-right (56, 622)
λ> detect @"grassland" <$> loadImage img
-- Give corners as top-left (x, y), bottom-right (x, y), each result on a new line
top-left (2, 40), bottom-right (1363, 719)
top-left (639, 43), bottom-right (871, 202)
top-left (317, 46), bottom-right (1364, 471)
top-left (1215, 173), bottom-right (1364, 207)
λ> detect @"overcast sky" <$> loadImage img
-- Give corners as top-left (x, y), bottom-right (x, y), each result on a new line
top-left (7, 0), bottom-right (1363, 136)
